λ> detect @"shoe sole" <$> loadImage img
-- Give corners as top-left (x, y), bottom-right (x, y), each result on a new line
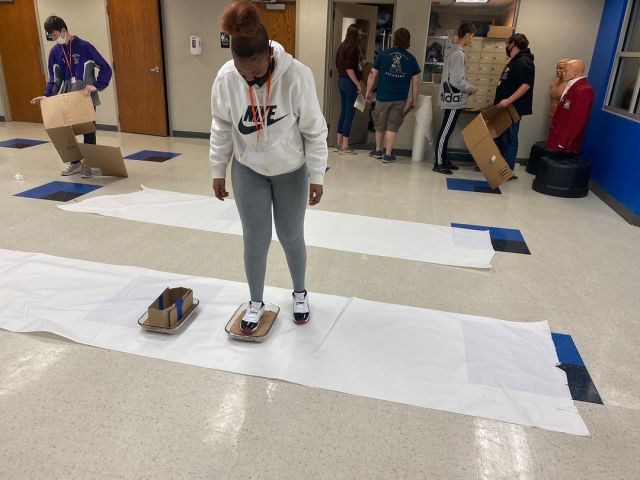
top-left (240, 327), bottom-right (258, 335)
top-left (293, 313), bottom-right (311, 325)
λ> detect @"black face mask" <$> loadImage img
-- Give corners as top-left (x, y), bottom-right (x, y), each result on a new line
top-left (245, 58), bottom-right (274, 87)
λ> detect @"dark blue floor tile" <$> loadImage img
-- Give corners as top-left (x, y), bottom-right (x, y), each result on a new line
top-left (447, 178), bottom-right (501, 194)
top-left (124, 150), bottom-right (181, 161)
top-left (552, 333), bottom-right (585, 367)
top-left (15, 181), bottom-right (102, 201)
top-left (451, 223), bottom-right (530, 254)
top-left (0, 138), bottom-right (48, 149)
top-left (557, 364), bottom-right (603, 404)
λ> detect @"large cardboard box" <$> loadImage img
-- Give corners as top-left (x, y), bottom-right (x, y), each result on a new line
top-left (487, 25), bottom-right (513, 39)
top-left (40, 91), bottom-right (127, 177)
top-left (461, 105), bottom-right (519, 189)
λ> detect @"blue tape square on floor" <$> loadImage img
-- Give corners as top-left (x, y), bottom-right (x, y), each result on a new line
top-left (551, 333), bottom-right (585, 366)
top-left (451, 223), bottom-right (530, 255)
top-left (15, 181), bottom-right (102, 201)
top-left (124, 150), bottom-right (181, 162)
top-left (551, 332), bottom-right (602, 404)
top-left (446, 178), bottom-right (501, 194)
top-left (0, 138), bottom-right (49, 149)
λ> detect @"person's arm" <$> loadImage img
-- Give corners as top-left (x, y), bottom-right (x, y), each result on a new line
top-left (32, 50), bottom-right (57, 104)
top-left (448, 52), bottom-right (476, 93)
top-left (497, 83), bottom-right (530, 108)
top-left (209, 75), bottom-right (234, 201)
top-left (86, 42), bottom-right (112, 91)
top-left (404, 74), bottom-right (420, 114)
top-left (346, 69), bottom-right (362, 93)
top-left (366, 68), bottom-right (379, 102)
top-left (296, 67), bottom-right (329, 205)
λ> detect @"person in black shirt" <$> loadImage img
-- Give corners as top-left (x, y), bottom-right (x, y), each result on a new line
top-left (494, 33), bottom-right (535, 178)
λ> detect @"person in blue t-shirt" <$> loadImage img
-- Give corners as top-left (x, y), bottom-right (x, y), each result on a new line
top-left (365, 28), bottom-right (420, 163)
top-left (30, 15), bottom-right (112, 178)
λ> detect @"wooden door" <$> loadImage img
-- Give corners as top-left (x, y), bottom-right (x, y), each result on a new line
top-left (0, 0), bottom-right (47, 123)
top-left (107, 0), bottom-right (168, 136)
top-left (327, 2), bottom-right (378, 146)
top-left (256, 2), bottom-right (296, 57)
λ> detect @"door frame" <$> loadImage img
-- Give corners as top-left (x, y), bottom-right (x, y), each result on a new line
top-left (323, 1), bottom-right (378, 146)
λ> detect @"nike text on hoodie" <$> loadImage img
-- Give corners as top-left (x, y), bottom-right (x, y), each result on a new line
top-left (209, 43), bottom-right (328, 185)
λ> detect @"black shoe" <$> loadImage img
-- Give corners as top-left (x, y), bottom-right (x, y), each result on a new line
top-left (445, 163), bottom-right (459, 171)
top-left (370, 149), bottom-right (383, 159)
top-left (382, 154), bottom-right (396, 163)
top-left (433, 165), bottom-right (453, 175)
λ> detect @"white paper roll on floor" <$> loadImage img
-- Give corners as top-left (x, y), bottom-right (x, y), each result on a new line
top-left (412, 95), bottom-right (435, 162)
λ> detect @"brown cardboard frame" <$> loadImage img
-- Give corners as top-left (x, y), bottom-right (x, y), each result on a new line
top-left (462, 105), bottom-right (519, 189)
top-left (78, 144), bottom-right (129, 178)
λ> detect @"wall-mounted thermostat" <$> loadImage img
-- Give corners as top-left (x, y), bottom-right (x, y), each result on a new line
top-left (190, 35), bottom-right (202, 55)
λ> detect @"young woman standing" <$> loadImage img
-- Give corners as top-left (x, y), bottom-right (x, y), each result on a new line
top-left (210, 0), bottom-right (328, 333)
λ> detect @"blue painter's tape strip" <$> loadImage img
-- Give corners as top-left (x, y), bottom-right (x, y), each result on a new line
top-left (176, 298), bottom-right (184, 321)
top-left (552, 333), bottom-right (585, 367)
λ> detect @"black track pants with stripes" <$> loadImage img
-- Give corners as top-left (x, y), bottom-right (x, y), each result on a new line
top-left (435, 108), bottom-right (462, 167)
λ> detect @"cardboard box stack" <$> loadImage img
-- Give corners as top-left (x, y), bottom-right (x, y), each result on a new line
top-left (464, 26), bottom-right (513, 110)
top-left (40, 91), bottom-right (128, 178)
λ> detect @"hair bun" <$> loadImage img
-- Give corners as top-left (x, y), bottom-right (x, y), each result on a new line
top-left (220, 0), bottom-right (261, 37)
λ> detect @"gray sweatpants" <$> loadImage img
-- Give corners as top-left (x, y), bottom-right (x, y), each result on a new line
top-left (231, 159), bottom-right (308, 302)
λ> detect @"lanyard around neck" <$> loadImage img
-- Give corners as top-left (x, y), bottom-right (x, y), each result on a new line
top-left (247, 73), bottom-right (272, 144)
top-left (61, 37), bottom-right (74, 77)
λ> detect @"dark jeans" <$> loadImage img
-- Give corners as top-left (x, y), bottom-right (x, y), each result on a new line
top-left (496, 121), bottom-right (520, 170)
top-left (84, 128), bottom-right (96, 145)
top-left (337, 76), bottom-right (357, 137)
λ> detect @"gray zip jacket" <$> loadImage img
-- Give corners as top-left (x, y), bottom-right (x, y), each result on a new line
top-left (438, 44), bottom-right (475, 109)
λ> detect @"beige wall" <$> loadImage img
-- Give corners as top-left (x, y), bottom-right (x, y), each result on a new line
top-left (35, 0), bottom-right (118, 126)
top-left (161, 0), bottom-right (231, 134)
top-left (515, 0), bottom-right (605, 158)
top-left (297, 0), bottom-right (330, 106)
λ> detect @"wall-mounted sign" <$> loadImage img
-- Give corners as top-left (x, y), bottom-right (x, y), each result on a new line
top-left (220, 32), bottom-right (230, 49)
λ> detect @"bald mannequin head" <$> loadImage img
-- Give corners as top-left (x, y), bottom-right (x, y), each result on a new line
top-left (556, 58), bottom-right (570, 81)
top-left (564, 59), bottom-right (586, 81)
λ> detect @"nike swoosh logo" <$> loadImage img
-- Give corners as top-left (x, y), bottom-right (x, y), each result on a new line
top-left (237, 114), bottom-right (289, 135)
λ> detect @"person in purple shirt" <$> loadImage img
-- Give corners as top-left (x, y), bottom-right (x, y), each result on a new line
top-left (30, 15), bottom-right (112, 178)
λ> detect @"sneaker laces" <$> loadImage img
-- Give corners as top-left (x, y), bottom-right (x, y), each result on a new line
top-left (245, 301), bottom-right (263, 321)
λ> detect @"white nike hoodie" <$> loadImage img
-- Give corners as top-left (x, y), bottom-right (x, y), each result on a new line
top-left (209, 42), bottom-right (328, 185)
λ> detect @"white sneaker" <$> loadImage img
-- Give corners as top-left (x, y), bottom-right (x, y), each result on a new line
top-left (292, 290), bottom-right (310, 324)
top-left (81, 167), bottom-right (94, 178)
top-left (240, 301), bottom-right (264, 334)
top-left (61, 162), bottom-right (82, 176)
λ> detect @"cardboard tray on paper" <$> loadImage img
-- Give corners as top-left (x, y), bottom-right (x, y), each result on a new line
top-left (143, 287), bottom-right (195, 330)
top-left (225, 303), bottom-right (280, 342)
top-left (461, 104), bottom-right (519, 189)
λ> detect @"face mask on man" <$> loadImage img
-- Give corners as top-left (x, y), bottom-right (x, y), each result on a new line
top-left (505, 43), bottom-right (514, 58)
top-left (56, 31), bottom-right (68, 45)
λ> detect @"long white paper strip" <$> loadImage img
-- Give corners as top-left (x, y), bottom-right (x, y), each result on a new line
top-left (0, 250), bottom-right (587, 436)
top-left (58, 186), bottom-right (495, 269)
